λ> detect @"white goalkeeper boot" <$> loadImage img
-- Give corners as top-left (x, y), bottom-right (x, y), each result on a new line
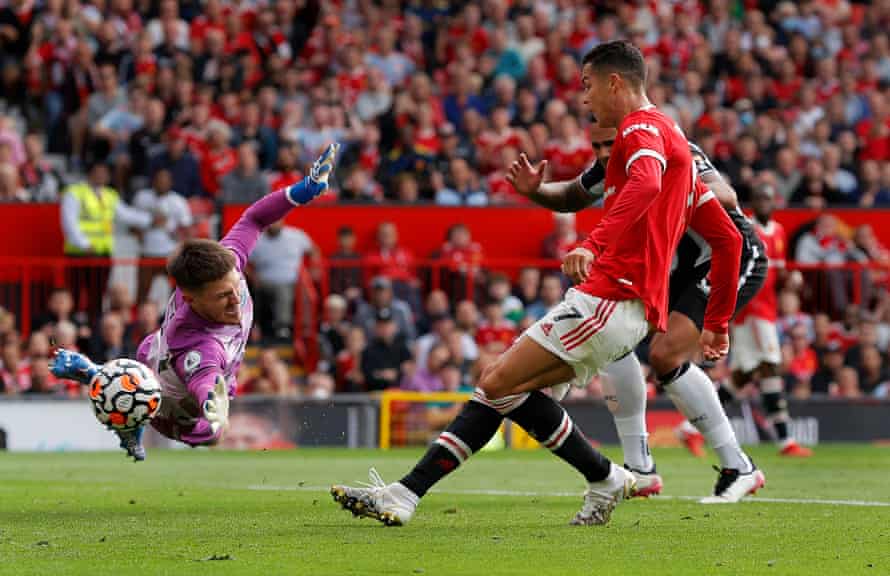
top-left (571, 464), bottom-right (638, 526)
top-left (331, 468), bottom-right (419, 526)
top-left (115, 426), bottom-right (146, 462)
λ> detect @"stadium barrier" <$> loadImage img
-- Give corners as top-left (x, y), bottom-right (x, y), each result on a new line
top-left (1, 395), bottom-right (887, 452)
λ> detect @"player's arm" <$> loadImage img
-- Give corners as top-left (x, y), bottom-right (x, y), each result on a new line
top-left (691, 142), bottom-right (739, 211)
top-left (506, 153), bottom-right (602, 213)
top-left (221, 143), bottom-right (339, 268)
top-left (580, 156), bottom-right (663, 257)
top-left (689, 191), bottom-right (743, 357)
top-left (176, 347), bottom-right (230, 446)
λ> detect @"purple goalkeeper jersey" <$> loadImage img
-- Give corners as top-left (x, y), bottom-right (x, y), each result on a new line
top-left (137, 190), bottom-right (296, 425)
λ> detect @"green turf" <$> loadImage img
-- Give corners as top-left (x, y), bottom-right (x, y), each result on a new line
top-left (1, 445), bottom-right (889, 575)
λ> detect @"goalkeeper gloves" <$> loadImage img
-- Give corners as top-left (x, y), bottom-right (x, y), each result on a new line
top-left (180, 374), bottom-right (230, 446)
top-left (287, 142), bottom-right (340, 205)
top-left (49, 349), bottom-right (99, 385)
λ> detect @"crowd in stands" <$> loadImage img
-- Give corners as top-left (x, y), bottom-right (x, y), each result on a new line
top-left (2, 0), bottom-right (890, 400)
top-left (0, 0), bottom-right (887, 208)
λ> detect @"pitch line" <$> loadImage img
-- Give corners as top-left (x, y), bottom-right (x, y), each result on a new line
top-left (246, 484), bottom-right (890, 508)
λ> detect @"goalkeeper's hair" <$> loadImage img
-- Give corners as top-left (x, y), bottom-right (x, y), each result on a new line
top-left (581, 40), bottom-right (646, 88)
top-left (167, 239), bottom-right (237, 292)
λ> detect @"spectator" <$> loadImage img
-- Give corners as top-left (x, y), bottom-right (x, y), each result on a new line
top-left (356, 68), bottom-right (393, 123)
top-left (0, 332), bottom-right (24, 393)
top-left (364, 221), bottom-right (421, 312)
top-left (544, 114), bottom-right (594, 181)
top-left (810, 339), bottom-right (846, 395)
top-left (436, 223), bottom-right (484, 301)
top-left (525, 274), bottom-right (564, 320)
top-left (248, 219), bottom-right (318, 341)
top-left (486, 273), bottom-right (523, 324)
top-left (234, 102), bottom-right (278, 171)
top-left (149, 128), bottom-right (204, 198)
top-left (336, 325), bottom-right (367, 392)
top-left (354, 276), bottom-right (415, 343)
top-left (89, 312), bottom-right (135, 363)
top-left (328, 225), bottom-right (363, 300)
top-left (125, 301), bottom-right (160, 351)
top-left (416, 289), bottom-right (451, 337)
top-left (361, 307), bottom-right (412, 392)
top-left (795, 214), bottom-right (853, 316)
top-left (773, 147), bottom-right (803, 205)
top-left (128, 97), bottom-right (167, 183)
top-left (20, 133), bottom-right (62, 202)
top-left (199, 120), bottom-right (237, 198)
top-left (220, 143), bottom-right (270, 205)
top-left (790, 157), bottom-right (844, 208)
top-left (435, 157), bottom-right (487, 206)
top-left (514, 267), bottom-right (541, 308)
top-left (783, 323), bottom-right (819, 393)
top-left (365, 26), bottom-right (414, 87)
top-left (475, 300), bottom-right (516, 354)
top-left (857, 345), bottom-right (889, 395)
top-left (402, 342), bottom-right (450, 393)
top-left (133, 168), bottom-right (193, 302)
top-left (542, 212), bottom-right (578, 260)
top-left (834, 366), bottom-right (862, 398)
top-left (61, 158), bottom-right (152, 318)
top-left (305, 371), bottom-right (335, 400)
top-left (318, 294), bottom-right (350, 374)
top-left (241, 349), bottom-right (292, 396)
top-left (777, 290), bottom-right (814, 345)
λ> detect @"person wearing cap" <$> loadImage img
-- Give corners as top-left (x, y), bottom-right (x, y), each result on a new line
top-left (60, 155), bottom-right (154, 317)
top-left (149, 127), bottom-right (204, 198)
top-left (360, 306), bottom-right (412, 392)
top-left (354, 276), bottom-right (416, 342)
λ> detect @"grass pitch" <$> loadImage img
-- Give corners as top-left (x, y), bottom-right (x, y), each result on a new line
top-left (1, 445), bottom-right (889, 575)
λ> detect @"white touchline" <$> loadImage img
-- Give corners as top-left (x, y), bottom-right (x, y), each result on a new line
top-left (246, 485), bottom-right (890, 508)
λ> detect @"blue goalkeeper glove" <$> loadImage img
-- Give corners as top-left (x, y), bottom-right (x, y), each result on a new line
top-left (50, 349), bottom-right (100, 384)
top-left (287, 142), bottom-right (340, 205)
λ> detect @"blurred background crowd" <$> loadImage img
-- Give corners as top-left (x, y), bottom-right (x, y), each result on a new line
top-left (1, 0), bottom-right (889, 402)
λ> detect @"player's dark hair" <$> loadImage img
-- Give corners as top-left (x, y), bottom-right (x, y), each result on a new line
top-left (581, 40), bottom-right (647, 88)
top-left (167, 239), bottom-right (237, 292)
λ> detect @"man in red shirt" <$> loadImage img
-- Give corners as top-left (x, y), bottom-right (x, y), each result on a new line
top-left (730, 184), bottom-right (813, 457)
top-left (332, 42), bottom-right (741, 529)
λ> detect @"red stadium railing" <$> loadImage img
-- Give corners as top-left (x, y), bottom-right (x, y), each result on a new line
top-left (1, 257), bottom-right (886, 371)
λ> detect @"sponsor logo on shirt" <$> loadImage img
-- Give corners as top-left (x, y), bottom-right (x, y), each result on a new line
top-left (604, 186), bottom-right (617, 200)
top-left (622, 123), bottom-right (660, 138)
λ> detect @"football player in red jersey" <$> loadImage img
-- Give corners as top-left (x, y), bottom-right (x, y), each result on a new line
top-left (331, 42), bottom-right (744, 528)
top-left (730, 184), bottom-right (813, 457)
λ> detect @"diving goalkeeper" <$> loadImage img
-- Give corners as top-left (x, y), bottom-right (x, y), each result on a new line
top-left (50, 143), bottom-right (340, 461)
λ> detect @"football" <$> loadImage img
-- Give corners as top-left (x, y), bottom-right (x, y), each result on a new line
top-left (88, 359), bottom-right (162, 430)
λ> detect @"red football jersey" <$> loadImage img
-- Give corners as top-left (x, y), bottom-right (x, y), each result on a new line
top-left (579, 106), bottom-right (696, 332)
top-left (735, 220), bottom-right (786, 323)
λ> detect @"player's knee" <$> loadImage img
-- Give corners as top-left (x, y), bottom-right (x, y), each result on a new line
top-left (477, 362), bottom-right (510, 400)
top-left (649, 341), bottom-right (682, 377)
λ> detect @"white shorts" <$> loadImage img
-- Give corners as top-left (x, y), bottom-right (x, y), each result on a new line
top-left (525, 288), bottom-right (649, 389)
top-left (729, 316), bottom-right (782, 374)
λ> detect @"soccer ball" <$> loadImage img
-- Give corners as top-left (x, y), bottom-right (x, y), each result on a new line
top-left (87, 359), bottom-right (162, 430)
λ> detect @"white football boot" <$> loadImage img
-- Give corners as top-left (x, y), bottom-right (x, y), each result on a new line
top-left (331, 468), bottom-right (419, 526)
top-left (570, 464), bottom-right (638, 526)
top-left (625, 464), bottom-right (663, 498)
top-left (700, 462), bottom-right (766, 504)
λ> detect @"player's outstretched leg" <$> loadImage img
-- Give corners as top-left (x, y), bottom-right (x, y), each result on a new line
top-left (502, 390), bottom-right (638, 524)
top-left (50, 349), bottom-right (149, 462)
top-left (332, 379), bottom-right (638, 526)
top-left (601, 352), bottom-right (663, 496)
top-left (331, 398), bottom-right (503, 525)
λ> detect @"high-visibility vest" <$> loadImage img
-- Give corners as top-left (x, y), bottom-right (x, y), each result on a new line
top-left (63, 183), bottom-right (119, 256)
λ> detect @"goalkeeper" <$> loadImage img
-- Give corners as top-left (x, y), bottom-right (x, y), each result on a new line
top-left (51, 144), bottom-right (340, 461)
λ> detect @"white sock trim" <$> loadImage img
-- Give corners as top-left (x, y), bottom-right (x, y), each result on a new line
top-left (435, 431), bottom-right (472, 463)
top-left (542, 410), bottom-right (573, 450)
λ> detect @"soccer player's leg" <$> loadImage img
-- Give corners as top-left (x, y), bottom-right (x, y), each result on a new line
top-left (601, 352), bottom-right (663, 496)
top-left (331, 396), bottom-right (505, 526)
top-left (745, 318), bottom-right (812, 457)
top-left (50, 349), bottom-right (148, 461)
top-left (653, 308), bottom-right (764, 502)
